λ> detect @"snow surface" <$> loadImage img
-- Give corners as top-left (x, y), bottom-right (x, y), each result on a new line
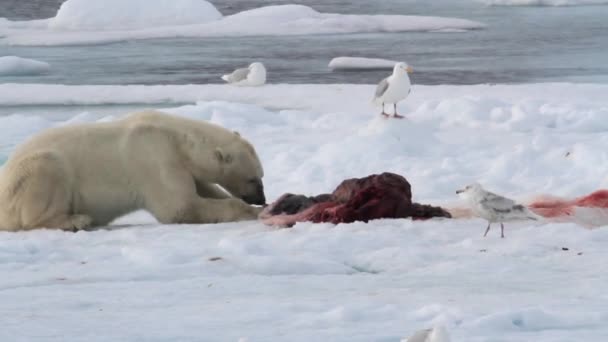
top-left (1, 215), bottom-right (608, 341)
top-left (0, 4), bottom-right (484, 46)
top-left (481, 0), bottom-right (608, 6)
top-left (329, 57), bottom-right (400, 70)
top-left (0, 56), bottom-right (50, 76)
top-left (1, 82), bottom-right (608, 340)
top-left (49, 0), bottom-right (222, 30)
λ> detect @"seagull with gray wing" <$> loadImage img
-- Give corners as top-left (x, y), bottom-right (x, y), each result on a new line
top-left (456, 183), bottom-right (539, 238)
top-left (221, 62), bottom-right (266, 86)
top-left (373, 62), bottom-right (413, 119)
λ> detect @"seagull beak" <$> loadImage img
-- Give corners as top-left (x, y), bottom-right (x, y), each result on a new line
top-left (406, 66), bottom-right (413, 73)
top-left (456, 189), bottom-right (464, 194)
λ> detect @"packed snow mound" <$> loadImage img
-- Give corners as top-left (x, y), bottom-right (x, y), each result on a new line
top-left (220, 4), bottom-right (320, 24)
top-left (481, 0), bottom-right (608, 6)
top-left (329, 57), bottom-right (400, 70)
top-left (217, 5), bottom-right (485, 35)
top-left (49, 0), bottom-right (223, 30)
top-left (0, 4), bottom-right (484, 46)
top-left (0, 56), bottom-right (50, 76)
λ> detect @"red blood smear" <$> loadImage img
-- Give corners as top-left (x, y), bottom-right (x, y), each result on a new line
top-left (576, 190), bottom-right (608, 208)
top-left (529, 190), bottom-right (608, 218)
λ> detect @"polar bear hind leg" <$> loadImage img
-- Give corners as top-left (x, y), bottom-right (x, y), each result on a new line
top-left (7, 152), bottom-right (92, 231)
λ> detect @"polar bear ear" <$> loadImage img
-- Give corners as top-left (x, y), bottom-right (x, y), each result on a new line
top-left (215, 148), bottom-right (233, 164)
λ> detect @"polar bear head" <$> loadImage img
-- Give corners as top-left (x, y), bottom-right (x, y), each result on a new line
top-left (214, 135), bottom-right (266, 205)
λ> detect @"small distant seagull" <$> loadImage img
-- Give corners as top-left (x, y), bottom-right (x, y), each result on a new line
top-left (401, 326), bottom-right (451, 342)
top-left (221, 62), bottom-right (266, 86)
top-left (372, 62), bottom-right (413, 119)
top-left (456, 183), bottom-right (539, 238)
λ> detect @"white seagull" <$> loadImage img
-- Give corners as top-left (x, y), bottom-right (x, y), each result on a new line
top-left (221, 62), bottom-right (266, 86)
top-left (456, 183), bottom-right (539, 238)
top-left (401, 326), bottom-right (451, 342)
top-left (372, 62), bottom-right (413, 119)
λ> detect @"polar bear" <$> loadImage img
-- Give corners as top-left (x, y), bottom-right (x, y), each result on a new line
top-left (0, 110), bottom-right (266, 232)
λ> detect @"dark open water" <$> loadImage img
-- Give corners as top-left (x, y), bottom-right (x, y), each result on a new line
top-left (1, 0), bottom-right (607, 85)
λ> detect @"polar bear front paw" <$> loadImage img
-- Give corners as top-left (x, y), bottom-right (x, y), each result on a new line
top-left (249, 205), bottom-right (264, 218)
top-left (72, 215), bottom-right (93, 230)
top-left (62, 215), bottom-right (93, 232)
top-left (229, 199), bottom-right (263, 221)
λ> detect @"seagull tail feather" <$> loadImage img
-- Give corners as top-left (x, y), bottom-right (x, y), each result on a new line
top-left (525, 208), bottom-right (543, 221)
top-left (221, 75), bottom-right (230, 82)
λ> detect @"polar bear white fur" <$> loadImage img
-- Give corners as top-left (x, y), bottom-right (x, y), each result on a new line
top-left (0, 110), bottom-right (266, 232)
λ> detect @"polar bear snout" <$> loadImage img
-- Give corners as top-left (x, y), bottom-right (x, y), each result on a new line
top-left (242, 193), bottom-right (266, 206)
top-left (241, 181), bottom-right (266, 205)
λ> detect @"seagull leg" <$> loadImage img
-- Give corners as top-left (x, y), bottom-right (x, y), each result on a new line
top-left (381, 103), bottom-right (389, 118)
top-left (393, 103), bottom-right (405, 119)
top-left (483, 223), bottom-right (491, 237)
top-left (501, 223), bottom-right (505, 238)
